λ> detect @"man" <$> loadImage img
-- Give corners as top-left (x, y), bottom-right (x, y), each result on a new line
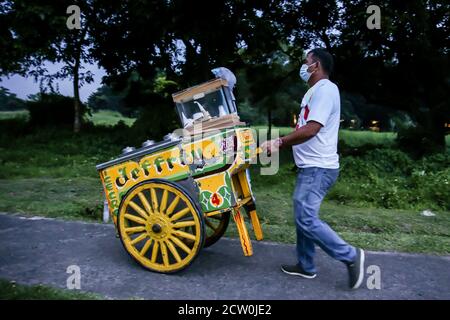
top-left (262, 48), bottom-right (365, 289)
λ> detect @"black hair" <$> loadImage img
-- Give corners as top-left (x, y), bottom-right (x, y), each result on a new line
top-left (308, 48), bottom-right (334, 75)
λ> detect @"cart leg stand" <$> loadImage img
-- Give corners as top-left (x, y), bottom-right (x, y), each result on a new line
top-left (103, 199), bottom-right (110, 223)
top-left (237, 170), bottom-right (264, 241)
top-left (232, 208), bottom-right (253, 256)
top-left (249, 209), bottom-right (263, 241)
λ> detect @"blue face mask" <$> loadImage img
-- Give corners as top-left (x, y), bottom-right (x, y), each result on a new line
top-left (299, 62), bottom-right (317, 82)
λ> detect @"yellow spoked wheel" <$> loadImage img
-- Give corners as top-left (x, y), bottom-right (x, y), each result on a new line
top-left (118, 180), bottom-right (204, 273)
top-left (204, 211), bottom-right (230, 248)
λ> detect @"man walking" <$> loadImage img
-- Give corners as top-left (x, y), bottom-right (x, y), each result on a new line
top-left (262, 48), bottom-right (365, 289)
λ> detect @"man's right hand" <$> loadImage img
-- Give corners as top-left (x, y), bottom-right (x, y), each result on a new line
top-left (261, 138), bottom-right (282, 154)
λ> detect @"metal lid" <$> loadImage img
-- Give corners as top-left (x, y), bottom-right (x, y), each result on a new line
top-left (141, 140), bottom-right (156, 148)
top-left (163, 133), bottom-right (178, 141)
top-left (122, 146), bottom-right (136, 154)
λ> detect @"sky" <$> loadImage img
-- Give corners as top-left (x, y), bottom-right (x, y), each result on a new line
top-left (0, 61), bottom-right (106, 102)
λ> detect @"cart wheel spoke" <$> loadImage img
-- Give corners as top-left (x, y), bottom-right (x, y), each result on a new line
top-left (130, 233), bottom-right (147, 246)
top-left (172, 221), bottom-right (196, 229)
top-left (166, 195), bottom-right (180, 216)
top-left (172, 229), bottom-right (196, 241)
top-left (125, 226), bottom-right (146, 234)
top-left (137, 192), bottom-right (153, 216)
top-left (160, 189), bottom-right (168, 213)
top-left (169, 207), bottom-right (190, 222)
top-left (151, 241), bottom-right (160, 263)
top-left (150, 187), bottom-right (159, 212)
top-left (166, 240), bottom-right (182, 263)
top-left (160, 241), bottom-right (169, 266)
top-left (205, 219), bottom-right (218, 232)
top-left (140, 239), bottom-right (152, 257)
top-left (129, 200), bottom-right (150, 220)
top-left (169, 236), bottom-right (192, 254)
top-left (124, 213), bottom-right (146, 225)
top-left (203, 211), bottom-right (231, 248)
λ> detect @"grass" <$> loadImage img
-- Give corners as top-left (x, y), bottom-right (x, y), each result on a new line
top-left (0, 178), bottom-right (104, 221)
top-left (251, 125), bottom-right (295, 137)
top-left (0, 279), bottom-right (101, 300)
top-left (0, 109), bottom-right (136, 127)
top-left (1, 145), bottom-right (448, 254)
top-left (87, 110), bottom-right (136, 127)
top-left (338, 129), bottom-right (396, 147)
top-left (0, 110), bottom-right (29, 121)
top-left (252, 126), bottom-right (397, 147)
top-left (6, 177), bottom-right (447, 254)
top-left (223, 164), bottom-right (450, 254)
top-left (0, 119), bottom-right (448, 254)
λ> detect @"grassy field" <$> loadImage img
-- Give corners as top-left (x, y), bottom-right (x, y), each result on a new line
top-left (2, 174), bottom-right (447, 254)
top-left (0, 113), bottom-right (449, 255)
top-left (0, 110), bottom-right (29, 121)
top-left (0, 109), bottom-right (136, 127)
top-left (254, 125), bottom-right (397, 146)
top-left (0, 279), bottom-right (101, 300)
top-left (338, 129), bottom-right (397, 147)
top-left (87, 110), bottom-right (136, 127)
top-left (2, 111), bottom-right (446, 148)
top-left (226, 164), bottom-right (450, 254)
top-left (255, 126), bottom-right (450, 150)
top-left (0, 178), bottom-right (103, 221)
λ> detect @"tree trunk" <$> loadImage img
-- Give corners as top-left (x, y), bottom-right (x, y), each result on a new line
top-left (73, 58), bottom-right (81, 133)
top-left (429, 106), bottom-right (447, 150)
top-left (321, 30), bottom-right (332, 53)
top-left (267, 104), bottom-right (272, 138)
top-left (72, 26), bottom-right (87, 134)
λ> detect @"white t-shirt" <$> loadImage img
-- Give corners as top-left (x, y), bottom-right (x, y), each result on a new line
top-left (293, 79), bottom-right (340, 169)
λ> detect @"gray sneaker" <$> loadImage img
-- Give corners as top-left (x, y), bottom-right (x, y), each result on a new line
top-left (346, 248), bottom-right (365, 289)
top-left (281, 264), bottom-right (317, 279)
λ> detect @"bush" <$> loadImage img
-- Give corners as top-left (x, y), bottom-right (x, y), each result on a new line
top-left (330, 148), bottom-right (450, 210)
top-left (27, 93), bottom-right (87, 128)
top-left (0, 117), bottom-right (29, 141)
top-left (130, 97), bottom-right (179, 142)
top-left (0, 87), bottom-right (26, 111)
top-left (362, 148), bottom-right (414, 176)
top-left (397, 125), bottom-right (445, 157)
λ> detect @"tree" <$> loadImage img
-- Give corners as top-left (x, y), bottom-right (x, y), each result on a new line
top-left (0, 87), bottom-right (26, 111)
top-left (0, 0), bottom-right (95, 132)
top-left (2, 0), bottom-right (447, 149)
top-left (88, 0), bottom-right (309, 133)
top-left (335, 0), bottom-right (450, 152)
top-left (87, 85), bottom-right (127, 114)
top-left (242, 50), bottom-right (307, 134)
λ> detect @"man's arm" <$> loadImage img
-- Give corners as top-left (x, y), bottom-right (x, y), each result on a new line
top-left (261, 121), bottom-right (322, 153)
top-left (280, 121), bottom-right (322, 147)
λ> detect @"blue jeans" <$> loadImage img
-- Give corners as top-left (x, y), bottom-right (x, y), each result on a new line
top-left (293, 167), bottom-right (356, 273)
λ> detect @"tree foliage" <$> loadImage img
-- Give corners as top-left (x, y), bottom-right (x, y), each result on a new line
top-left (1, 0), bottom-right (448, 152)
top-left (0, 87), bottom-right (26, 111)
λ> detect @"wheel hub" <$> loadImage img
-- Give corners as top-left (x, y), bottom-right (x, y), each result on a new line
top-left (152, 223), bottom-right (162, 233)
top-left (146, 214), bottom-right (170, 239)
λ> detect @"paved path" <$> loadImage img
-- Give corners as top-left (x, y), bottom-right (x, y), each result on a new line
top-left (0, 213), bottom-right (449, 299)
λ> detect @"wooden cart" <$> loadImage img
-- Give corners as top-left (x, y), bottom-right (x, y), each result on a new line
top-left (96, 78), bottom-right (263, 273)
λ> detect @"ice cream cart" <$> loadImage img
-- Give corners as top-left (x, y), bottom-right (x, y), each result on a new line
top-left (96, 75), bottom-right (263, 273)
